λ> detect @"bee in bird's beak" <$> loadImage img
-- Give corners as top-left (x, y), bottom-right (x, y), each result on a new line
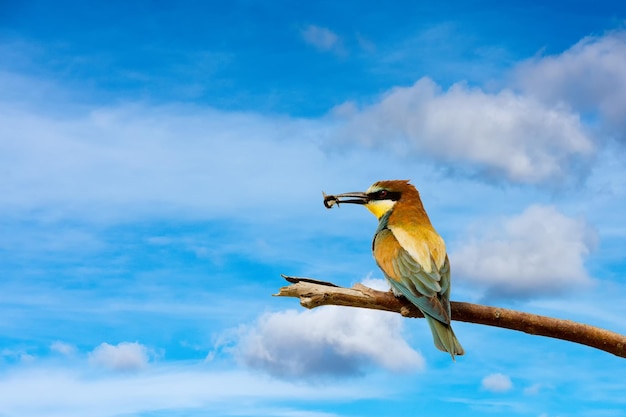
top-left (323, 191), bottom-right (369, 209)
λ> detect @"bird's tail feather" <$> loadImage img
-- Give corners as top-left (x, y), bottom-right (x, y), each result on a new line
top-left (424, 315), bottom-right (464, 360)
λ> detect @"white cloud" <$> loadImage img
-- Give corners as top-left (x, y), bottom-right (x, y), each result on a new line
top-left (50, 341), bottom-right (76, 356)
top-left (360, 277), bottom-right (390, 292)
top-left (330, 77), bottom-right (594, 184)
top-left (1, 348), bottom-right (36, 364)
top-left (0, 95), bottom-right (337, 222)
top-left (481, 373), bottom-right (513, 392)
top-left (89, 342), bottom-right (150, 372)
top-left (514, 30), bottom-right (626, 140)
top-left (301, 25), bottom-right (342, 53)
top-left (523, 383), bottom-right (542, 395)
top-left (0, 366), bottom-right (377, 417)
top-left (452, 205), bottom-right (597, 298)
top-left (234, 306), bottom-right (424, 378)
top-left (0, 71), bottom-right (443, 232)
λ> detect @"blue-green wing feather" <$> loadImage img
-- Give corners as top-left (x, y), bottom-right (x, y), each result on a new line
top-left (373, 229), bottom-right (450, 324)
top-left (372, 225), bottom-right (463, 357)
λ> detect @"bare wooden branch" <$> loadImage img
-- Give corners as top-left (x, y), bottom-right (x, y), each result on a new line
top-left (275, 275), bottom-right (626, 358)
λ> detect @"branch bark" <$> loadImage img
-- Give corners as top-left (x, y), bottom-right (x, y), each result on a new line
top-left (275, 275), bottom-right (626, 359)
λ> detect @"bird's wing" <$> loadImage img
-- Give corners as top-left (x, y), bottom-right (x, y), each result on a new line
top-left (389, 225), bottom-right (446, 273)
top-left (374, 228), bottom-right (450, 324)
top-left (439, 254), bottom-right (452, 318)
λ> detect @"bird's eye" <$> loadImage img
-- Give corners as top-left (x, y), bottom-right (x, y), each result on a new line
top-left (378, 190), bottom-right (388, 198)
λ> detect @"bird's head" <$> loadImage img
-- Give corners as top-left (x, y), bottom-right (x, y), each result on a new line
top-left (324, 180), bottom-right (416, 219)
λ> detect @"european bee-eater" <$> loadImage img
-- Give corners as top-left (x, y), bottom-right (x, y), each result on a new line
top-left (324, 180), bottom-right (464, 359)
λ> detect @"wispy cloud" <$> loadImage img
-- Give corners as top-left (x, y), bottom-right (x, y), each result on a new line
top-left (481, 373), bottom-right (513, 392)
top-left (514, 30), bottom-right (626, 141)
top-left (0, 93), bottom-right (333, 222)
top-left (1, 348), bottom-right (36, 364)
top-left (50, 342), bottom-right (77, 357)
top-left (301, 25), bottom-right (345, 55)
top-left (452, 205), bottom-right (597, 299)
top-left (0, 365), bottom-right (379, 417)
top-left (233, 305), bottom-right (424, 378)
top-left (523, 383), bottom-right (543, 395)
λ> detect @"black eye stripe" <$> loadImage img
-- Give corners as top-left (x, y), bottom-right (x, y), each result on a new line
top-left (368, 190), bottom-right (401, 201)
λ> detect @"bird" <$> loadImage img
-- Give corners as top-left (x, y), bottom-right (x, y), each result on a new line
top-left (323, 180), bottom-right (464, 359)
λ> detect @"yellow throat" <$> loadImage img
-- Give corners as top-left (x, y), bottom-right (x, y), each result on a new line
top-left (365, 199), bottom-right (397, 219)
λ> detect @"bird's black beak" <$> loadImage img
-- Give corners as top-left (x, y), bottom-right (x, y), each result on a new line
top-left (323, 191), bottom-right (369, 209)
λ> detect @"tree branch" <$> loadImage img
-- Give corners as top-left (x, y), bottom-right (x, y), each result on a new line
top-left (275, 275), bottom-right (626, 359)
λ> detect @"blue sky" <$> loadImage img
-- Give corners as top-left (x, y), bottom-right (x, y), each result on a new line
top-left (1, 1), bottom-right (626, 416)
